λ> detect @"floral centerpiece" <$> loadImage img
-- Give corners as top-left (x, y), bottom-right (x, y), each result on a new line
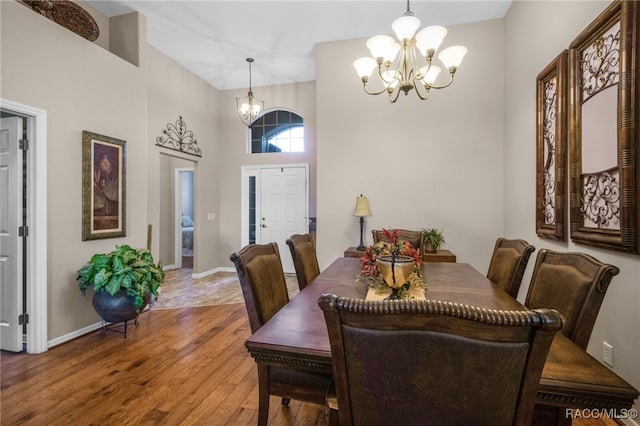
top-left (358, 229), bottom-right (426, 299)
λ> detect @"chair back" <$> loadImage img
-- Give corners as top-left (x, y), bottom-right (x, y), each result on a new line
top-left (286, 233), bottom-right (320, 291)
top-left (524, 249), bottom-right (619, 349)
top-left (320, 295), bottom-right (563, 426)
top-left (486, 238), bottom-right (535, 298)
top-left (230, 243), bottom-right (289, 333)
top-left (372, 229), bottom-right (424, 254)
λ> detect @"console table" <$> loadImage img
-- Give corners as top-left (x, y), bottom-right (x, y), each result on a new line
top-left (422, 249), bottom-right (456, 262)
top-left (344, 246), bottom-right (456, 263)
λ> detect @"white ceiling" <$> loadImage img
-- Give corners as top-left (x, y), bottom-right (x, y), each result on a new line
top-left (89, 1), bottom-right (512, 91)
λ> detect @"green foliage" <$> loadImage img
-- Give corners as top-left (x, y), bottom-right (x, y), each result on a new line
top-left (423, 228), bottom-right (445, 250)
top-left (77, 244), bottom-right (164, 310)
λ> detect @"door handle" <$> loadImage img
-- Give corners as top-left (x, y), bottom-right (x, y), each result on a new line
top-left (261, 224), bottom-right (267, 228)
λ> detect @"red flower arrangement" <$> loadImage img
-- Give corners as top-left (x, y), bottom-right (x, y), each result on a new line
top-left (358, 229), bottom-right (426, 294)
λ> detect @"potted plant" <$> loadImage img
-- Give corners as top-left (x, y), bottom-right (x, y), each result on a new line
top-left (77, 244), bottom-right (164, 322)
top-left (423, 228), bottom-right (445, 253)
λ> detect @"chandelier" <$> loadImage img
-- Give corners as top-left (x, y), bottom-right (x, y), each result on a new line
top-left (353, 0), bottom-right (467, 103)
top-left (236, 58), bottom-right (265, 127)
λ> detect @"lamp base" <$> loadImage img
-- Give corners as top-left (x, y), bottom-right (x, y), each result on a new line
top-left (356, 244), bottom-right (366, 251)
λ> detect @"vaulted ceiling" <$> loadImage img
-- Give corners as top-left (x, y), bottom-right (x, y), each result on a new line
top-left (90, 1), bottom-right (512, 91)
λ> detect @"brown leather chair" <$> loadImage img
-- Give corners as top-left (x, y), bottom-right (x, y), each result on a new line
top-left (320, 295), bottom-right (563, 426)
top-left (486, 237), bottom-right (535, 299)
top-left (286, 233), bottom-right (320, 291)
top-left (524, 249), bottom-right (619, 426)
top-left (372, 229), bottom-right (424, 254)
top-left (230, 243), bottom-right (333, 426)
top-left (524, 249), bottom-right (619, 350)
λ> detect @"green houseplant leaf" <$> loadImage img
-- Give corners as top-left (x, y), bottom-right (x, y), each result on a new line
top-left (423, 228), bottom-right (445, 252)
top-left (77, 244), bottom-right (165, 312)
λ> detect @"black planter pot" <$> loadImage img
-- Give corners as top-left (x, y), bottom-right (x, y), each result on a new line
top-left (92, 289), bottom-right (149, 323)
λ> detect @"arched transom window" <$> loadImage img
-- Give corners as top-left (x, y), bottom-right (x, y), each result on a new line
top-left (250, 110), bottom-right (304, 153)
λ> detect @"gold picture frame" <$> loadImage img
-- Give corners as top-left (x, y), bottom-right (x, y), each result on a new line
top-left (536, 50), bottom-right (568, 241)
top-left (569, 0), bottom-right (639, 254)
top-left (82, 131), bottom-right (126, 240)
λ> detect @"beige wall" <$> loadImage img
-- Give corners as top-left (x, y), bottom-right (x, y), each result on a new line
top-left (1, 2), bottom-right (148, 339)
top-left (217, 81), bottom-right (317, 266)
top-left (504, 0), bottom-right (639, 410)
top-left (316, 19), bottom-right (505, 272)
top-left (1, 2), bottom-right (220, 341)
top-left (146, 46), bottom-right (220, 273)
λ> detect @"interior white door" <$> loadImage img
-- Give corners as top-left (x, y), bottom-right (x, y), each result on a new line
top-left (0, 117), bottom-right (24, 352)
top-left (259, 167), bottom-right (307, 274)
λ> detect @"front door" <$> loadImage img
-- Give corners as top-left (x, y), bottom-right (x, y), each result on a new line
top-left (0, 117), bottom-right (24, 352)
top-left (259, 167), bottom-right (307, 273)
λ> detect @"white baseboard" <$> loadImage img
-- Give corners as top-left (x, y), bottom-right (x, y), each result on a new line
top-left (191, 266), bottom-right (235, 279)
top-left (48, 321), bottom-right (102, 348)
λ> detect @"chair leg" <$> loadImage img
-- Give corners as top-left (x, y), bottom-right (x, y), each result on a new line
top-left (281, 397), bottom-right (290, 406)
top-left (256, 364), bottom-right (270, 426)
top-left (329, 408), bottom-right (339, 426)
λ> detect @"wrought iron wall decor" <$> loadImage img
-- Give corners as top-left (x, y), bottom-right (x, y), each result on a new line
top-left (156, 116), bottom-right (202, 157)
top-left (18, 0), bottom-right (99, 42)
top-left (536, 50), bottom-right (568, 241)
top-left (568, 0), bottom-right (639, 254)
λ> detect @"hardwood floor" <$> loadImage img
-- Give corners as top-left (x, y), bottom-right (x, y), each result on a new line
top-left (0, 273), bottom-right (621, 425)
top-left (1, 304), bottom-right (330, 425)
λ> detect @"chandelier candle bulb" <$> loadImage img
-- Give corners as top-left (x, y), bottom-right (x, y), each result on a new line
top-left (354, 0), bottom-right (466, 102)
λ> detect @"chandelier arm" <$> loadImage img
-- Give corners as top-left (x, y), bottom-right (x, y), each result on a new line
top-left (424, 72), bottom-right (456, 90)
top-left (363, 81), bottom-right (392, 96)
top-left (388, 86), bottom-right (402, 103)
top-left (413, 83), bottom-right (431, 101)
top-left (376, 63), bottom-right (398, 86)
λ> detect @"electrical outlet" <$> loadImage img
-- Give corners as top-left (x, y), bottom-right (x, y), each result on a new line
top-left (207, 213), bottom-right (216, 221)
top-left (603, 341), bottom-right (613, 367)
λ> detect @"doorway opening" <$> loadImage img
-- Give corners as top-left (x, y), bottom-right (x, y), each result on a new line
top-left (158, 153), bottom-right (196, 271)
top-left (0, 100), bottom-right (48, 354)
top-left (176, 168), bottom-right (194, 270)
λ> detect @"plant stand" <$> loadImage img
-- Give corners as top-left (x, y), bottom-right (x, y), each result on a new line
top-left (100, 316), bottom-right (140, 338)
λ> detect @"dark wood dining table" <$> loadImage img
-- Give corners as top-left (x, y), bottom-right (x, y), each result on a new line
top-left (245, 257), bottom-right (638, 413)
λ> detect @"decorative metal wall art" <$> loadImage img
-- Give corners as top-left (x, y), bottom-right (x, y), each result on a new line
top-left (568, 0), bottom-right (639, 254)
top-left (536, 50), bottom-right (567, 241)
top-left (18, 0), bottom-right (99, 42)
top-left (82, 131), bottom-right (126, 240)
top-left (156, 116), bottom-right (202, 157)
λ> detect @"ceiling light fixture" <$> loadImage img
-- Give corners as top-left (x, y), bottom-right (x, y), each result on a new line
top-left (236, 58), bottom-right (265, 127)
top-left (353, 0), bottom-right (467, 103)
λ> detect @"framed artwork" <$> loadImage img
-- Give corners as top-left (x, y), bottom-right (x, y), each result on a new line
top-left (568, 0), bottom-right (639, 254)
top-left (82, 131), bottom-right (126, 240)
top-left (536, 50), bottom-right (568, 241)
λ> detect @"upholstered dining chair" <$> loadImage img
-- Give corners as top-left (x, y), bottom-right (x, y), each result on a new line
top-left (486, 237), bottom-right (535, 299)
top-left (230, 243), bottom-right (333, 426)
top-left (525, 249), bottom-right (619, 426)
top-left (524, 249), bottom-right (619, 350)
top-left (286, 233), bottom-right (320, 291)
top-left (372, 229), bottom-right (424, 254)
top-left (319, 295), bottom-right (563, 426)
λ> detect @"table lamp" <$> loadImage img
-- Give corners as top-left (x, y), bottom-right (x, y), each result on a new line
top-left (353, 194), bottom-right (372, 251)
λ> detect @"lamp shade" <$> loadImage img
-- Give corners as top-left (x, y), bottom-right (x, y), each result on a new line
top-left (392, 15), bottom-right (421, 41)
top-left (366, 35), bottom-right (399, 62)
top-left (354, 195), bottom-right (372, 217)
top-left (415, 26), bottom-right (447, 56)
top-left (353, 57), bottom-right (378, 78)
top-left (438, 45), bottom-right (467, 69)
